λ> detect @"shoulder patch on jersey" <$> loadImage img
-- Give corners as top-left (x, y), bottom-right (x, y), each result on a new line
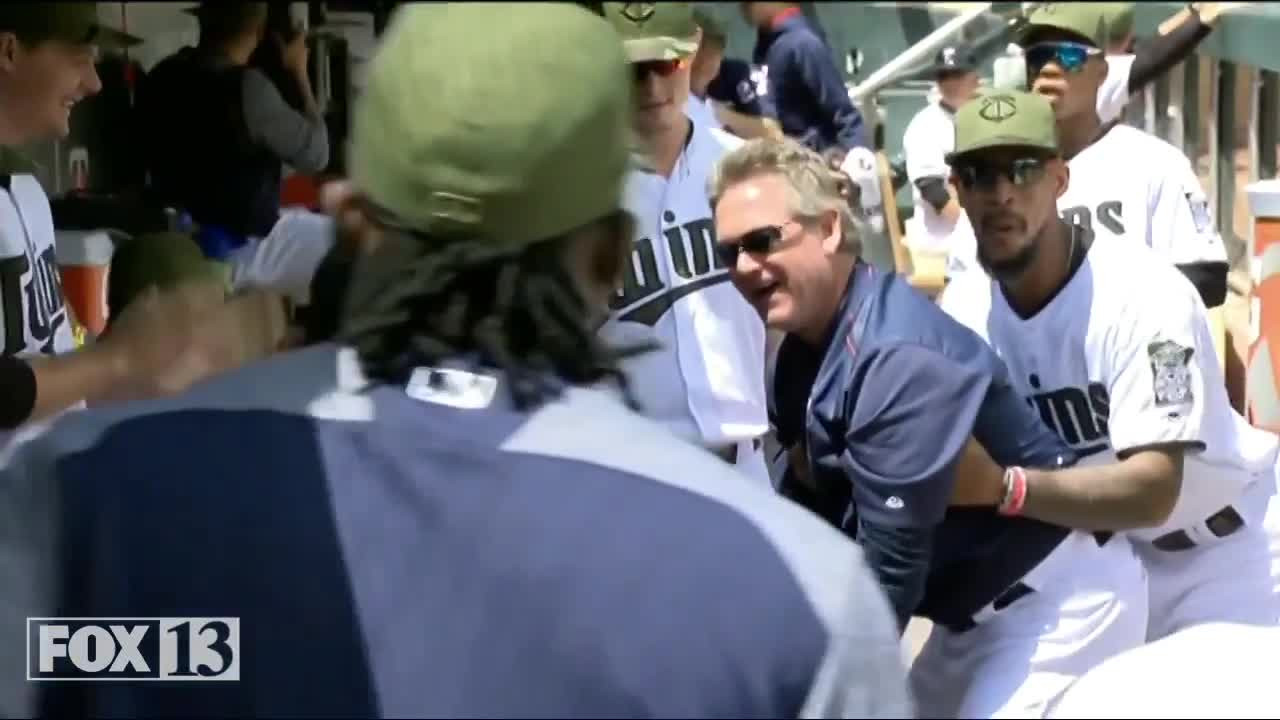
top-left (1148, 339), bottom-right (1194, 407)
top-left (1185, 192), bottom-right (1213, 234)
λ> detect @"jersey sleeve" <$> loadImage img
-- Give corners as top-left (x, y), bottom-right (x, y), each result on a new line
top-left (1105, 281), bottom-right (1210, 455)
top-left (1146, 156), bottom-right (1228, 267)
top-left (1097, 54), bottom-right (1134, 124)
top-left (840, 342), bottom-right (992, 529)
top-left (903, 112), bottom-right (949, 183)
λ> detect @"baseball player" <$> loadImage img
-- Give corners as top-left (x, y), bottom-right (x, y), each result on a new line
top-left (1017, 3), bottom-right (1230, 309)
top-left (901, 46), bottom-right (981, 279)
top-left (0, 5), bottom-right (913, 717)
top-left (600, 2), bottom-right (771, 485)
top-left (1048, 622), bottom-right (1280, 718)
top-left (940, 90), bottom-right (1280, 644)
top-left (0, 3), bottom-right (246, 440)
top-left (711, 135), bottom-right (1148, 718)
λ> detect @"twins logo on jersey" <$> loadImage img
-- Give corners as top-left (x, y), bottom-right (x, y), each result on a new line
top-left (0, 243), bottom-right (66, 356)
top-left (1060, 201), bottom-right (1124, 236)
top-left (1148, 340), bottom-right (1194, 408)
top-left (609, 212), bottom-right (727, 326)
top-left (1025, 372), bottom-right (1112, 458)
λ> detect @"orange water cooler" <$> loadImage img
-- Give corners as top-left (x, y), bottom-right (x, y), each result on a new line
top-left (55, 230), bottom-right (115, 339)
top-left (1245, 180), bottom-right (1280, 432)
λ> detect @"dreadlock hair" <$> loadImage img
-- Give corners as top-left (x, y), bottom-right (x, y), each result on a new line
top-left (336, 211), bottom-right (648, 411)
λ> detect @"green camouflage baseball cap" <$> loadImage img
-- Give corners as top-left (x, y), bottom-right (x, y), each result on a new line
top-left (0, 3), bottom-right (141, 49)
top-left (946, 90), bottom-right (1059, 163)
top-left (1021, 2), bottom-right (1109, 49)
top-left (108, 232), bottom-right (227, 316)
top-left (348, 3), bottom-right (630, 250)
top-left (1100, 3), bottom-right (1135, 44)
top-left (604, 2), bottom-right (698, 62)
top-left (692, 7), bottom-right (726, 45)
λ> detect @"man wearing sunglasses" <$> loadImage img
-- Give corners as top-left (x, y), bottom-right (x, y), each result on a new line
top-left (1018, 3), bottom-right (1230, 310)
top-left (600, 3), bottom-right (772, 486)
top-left (711, 136), bottom-right (1149, 718)
top-left (940, 91), bottom-right (1279, 651)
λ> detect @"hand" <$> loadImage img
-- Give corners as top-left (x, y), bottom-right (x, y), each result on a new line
top-left (93, 282), bottom-right (227, 401)
top-left (1197, 2), bottom-right (1248, 24)
top-left (277, 30), bottom-right (310, 76)
top-left (950, 438), bottom-right (1006, 506)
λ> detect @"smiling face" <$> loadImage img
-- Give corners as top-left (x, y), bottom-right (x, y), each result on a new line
top-left (713, 172), bottom-right (845, 337)
top-left (0, 33), bottom-right (101, 143)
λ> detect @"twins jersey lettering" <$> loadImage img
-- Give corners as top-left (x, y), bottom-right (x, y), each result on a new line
top-left (600, 122), bottom-right (769, 450)
top-left (941, 236), bottom-right (1274, 543)
top-left (1058, 124), bottom-right (1226, 268)
top-left (0, 174), bottom-right (73, 359)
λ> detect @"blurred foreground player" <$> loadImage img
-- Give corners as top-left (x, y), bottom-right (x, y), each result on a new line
top-left (0, 4), bottom-right (910, 718)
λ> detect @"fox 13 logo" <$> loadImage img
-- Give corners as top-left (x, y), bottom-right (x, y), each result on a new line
top-left (27, 618), bottom-right (240, 681)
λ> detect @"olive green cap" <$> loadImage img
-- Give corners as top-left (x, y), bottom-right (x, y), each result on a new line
top-left (0, 3), bottom-right (141, 49)
top-left (604, 2), bottom-right (698, 62)
top-left (108, 232), bottom-right (226, 315)
top-left (1021, 2), bottom-right (1109, 49)
top-left (946, 90), bottom-right (1059, 164)
top-left (693, 7), bottom-right (726, 45)
top-left (1100, 3), bottom-right (1135, 44)
top-left (348, 3), bottom-right (631, 250)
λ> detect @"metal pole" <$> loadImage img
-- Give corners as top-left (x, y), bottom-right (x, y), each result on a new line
top-left (850, 2), bottom-right (994, 102)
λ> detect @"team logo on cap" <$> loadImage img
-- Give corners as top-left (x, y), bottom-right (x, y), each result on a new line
top-left (978, 94), bottom-right (1017, 122)
top-left (942, 47), bottom-right (957, 65)
top-left (620, 2), bottom-right (656, 23)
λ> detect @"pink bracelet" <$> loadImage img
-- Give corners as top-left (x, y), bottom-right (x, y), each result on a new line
top-left (998, 466), bottom-right (1028, 516)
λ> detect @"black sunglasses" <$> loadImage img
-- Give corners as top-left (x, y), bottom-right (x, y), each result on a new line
top-left (953, 157), bottom-right (1049, 191)
top-left (715, 224), bottom-right (793, 267)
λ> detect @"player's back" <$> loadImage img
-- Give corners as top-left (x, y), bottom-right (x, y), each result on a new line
top-left (1, 344), bottom-right (909, 719)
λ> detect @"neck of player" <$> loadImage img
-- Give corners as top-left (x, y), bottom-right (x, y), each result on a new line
top-left (1056, 111), bottom-right (1103, 161)
top-left (650, 116), bottom-right (692, 177)
top-left (1001, 218), bottom-right (1075, 317)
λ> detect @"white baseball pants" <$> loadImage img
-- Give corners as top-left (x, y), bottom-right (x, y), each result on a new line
top-left (1138, 472), bottom-right (1280, 641)
top-left (909, 530), bottom-right (1148, 719)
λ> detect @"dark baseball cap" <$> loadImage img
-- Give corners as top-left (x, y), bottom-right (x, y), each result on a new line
top-left (0, 3), bottom-right (141, 49)
top-left (934, 46), bottom-right (977, 74)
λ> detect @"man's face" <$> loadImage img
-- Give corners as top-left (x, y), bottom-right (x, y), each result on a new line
top-left (630, 54), bottom-right (693, 137)
top-left (952, 147), bottom-right (1067, 280)
top-left (0, 35), bottom-right (101, 142)
top-left (1025, 29), bottom-right (1106, 120)
top-left (690, 40), bottom-right (724, 97)
top-left (937, 69), bottom-right (979, 107)
top-left (714, 173), bottom-right (841, 335)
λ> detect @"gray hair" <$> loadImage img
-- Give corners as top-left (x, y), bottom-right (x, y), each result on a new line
top-left (708, 137), bottom-right (864, 257)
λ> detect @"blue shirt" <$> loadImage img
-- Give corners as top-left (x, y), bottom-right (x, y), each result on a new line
top-left (0, 344), bottom-right (912, 718)
top-left (706, 58), bottom-right (764, 117)
top-left (752, 14), bottom-right (868, 153)
top-left (771, 263), bottom-right (1077, 631)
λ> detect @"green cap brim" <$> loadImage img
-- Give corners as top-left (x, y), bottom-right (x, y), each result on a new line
top-left (945, 139), bottom-right (1057, 165)
top-left (623, 36), bottom-right (697, 62)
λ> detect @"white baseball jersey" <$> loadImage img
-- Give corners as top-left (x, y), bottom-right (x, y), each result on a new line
top-left (1097, 54), bottom-right (1135, 125)
top-left (0, 174), bottom-right (74, 359)
top-left (1059, 123), bottom-right (1226, 267)
top-left (599, 120), bottom-right (769, 461)
top-left (1048, 622), bottom-right (1280, 718)
top-left (226, 209), bottom-right (336, 305)
top-left (900, 100), bottom-right (976, 276)
top-left (683, 95), bottom-right (722, 132)
top-left (941, 236), bottom-right (1274, 543)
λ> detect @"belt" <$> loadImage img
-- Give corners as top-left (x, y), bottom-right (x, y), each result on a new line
top-left (947, 531), bottom-right (1111, 634)
top-left (712, 438), bottom-right (764, 465)
top-left (1151, 505), bottom-right (1245, 552)
top-left (947, 582), bottom-right (1035, 634)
